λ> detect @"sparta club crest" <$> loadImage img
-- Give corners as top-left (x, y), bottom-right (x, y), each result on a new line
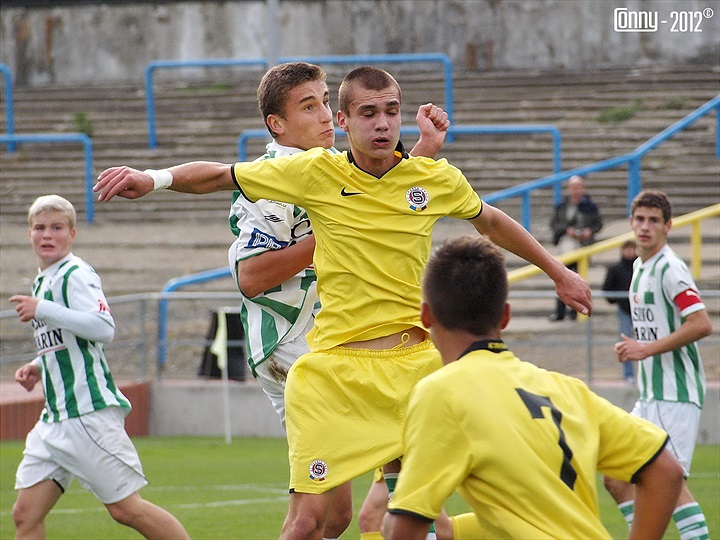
top-left (406, 186), bottom-right (429, 211)
top-left (309, 459), bottom-right (329, 481)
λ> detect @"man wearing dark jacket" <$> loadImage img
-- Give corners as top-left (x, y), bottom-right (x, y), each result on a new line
top-left (549, 175), bottom-right (603, 321)
top-left (602, 240), bottom-right (637, 383)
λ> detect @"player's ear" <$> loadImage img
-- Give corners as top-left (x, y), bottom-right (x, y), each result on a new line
top-left (500, 302), bottom-right (511, 330)
top-left (337, 110), bottom-right (349, 133)
top-left (420, 302), bottom-right (433, 329)
top-left (266, 114), bottom-right (285, 136)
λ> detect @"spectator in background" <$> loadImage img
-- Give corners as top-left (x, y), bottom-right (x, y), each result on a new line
top-left (602, 239), bottom-right (638, 384)
top-left (10, 195), bottom-right (190, 540)
top-left (549, 175), bottom-right (603, 321)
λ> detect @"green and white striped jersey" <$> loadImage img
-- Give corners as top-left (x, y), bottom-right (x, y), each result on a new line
top-left (30, 253), bottom-right (130, 422)
top-left (228, 141), bottom-right (338, 375)
top-left (630, 245), bottom-right (706, 407)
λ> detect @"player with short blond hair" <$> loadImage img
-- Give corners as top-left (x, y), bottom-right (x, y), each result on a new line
top-left (11, 195), bottom-right (189, 540)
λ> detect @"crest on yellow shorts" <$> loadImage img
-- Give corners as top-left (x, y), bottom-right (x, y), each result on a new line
top-left (309, 459), bottom-right (328, 481)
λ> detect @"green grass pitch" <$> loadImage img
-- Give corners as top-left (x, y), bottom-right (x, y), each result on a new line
top-left (1, 437), bottom-right (717, 539)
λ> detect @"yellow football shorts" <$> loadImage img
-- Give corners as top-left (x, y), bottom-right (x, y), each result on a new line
top-left (285, 339), bottom-right (441, 494)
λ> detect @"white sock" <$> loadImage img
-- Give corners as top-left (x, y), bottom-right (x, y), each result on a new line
top-left (674, 502), bottom-right (709, 540)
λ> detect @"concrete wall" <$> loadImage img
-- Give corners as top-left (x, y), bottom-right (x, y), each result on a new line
top-left (150, 380), bottom-right (285, 438)
top-left (2, 0), bottom-right (718, 86)
top-left (150, 380), bottom-right (720, 444)
top-left (1, 381), bottom-right (151, 440)
top-left (2, 380), bottom-right (716, 441)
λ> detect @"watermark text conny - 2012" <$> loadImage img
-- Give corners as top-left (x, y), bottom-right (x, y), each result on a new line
top-left (613, 7), bottom-right (714, 32)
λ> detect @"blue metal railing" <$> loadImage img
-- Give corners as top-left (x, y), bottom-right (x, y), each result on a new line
top-left (0, 64), bottom-right (15, 152)
top-left (0, 133), bottom-right (95, 222)
top-left (237, 129), bottom-right (271, 161)
top-left (485, 96), bottom-right (720, 221)
top-left (145, 53), bottom-right (454, 148)
top-left (145, 58), bottom-right (268, 149)
top-left (625, 95), bottom-right (720, 212)
top-left (157, 267), bottom-right (233, 370)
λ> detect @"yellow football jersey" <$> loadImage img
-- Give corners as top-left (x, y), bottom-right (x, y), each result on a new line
top-left (232, 147), bottom-right (482, 351)
top-left (389, 342), bottom-right (668, 539)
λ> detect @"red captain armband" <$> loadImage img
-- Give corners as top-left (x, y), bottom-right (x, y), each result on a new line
top-left (675, 289), bottom-right (703, 311)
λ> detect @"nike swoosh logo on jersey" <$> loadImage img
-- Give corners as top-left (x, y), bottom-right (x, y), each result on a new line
top-left (341, 187), bottom-right (364, 197)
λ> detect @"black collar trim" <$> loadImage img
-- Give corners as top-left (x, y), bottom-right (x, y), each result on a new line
top-left (346, 141), bottom-right (409, 168)
top-left (459, 339), bottom-right (508, 359)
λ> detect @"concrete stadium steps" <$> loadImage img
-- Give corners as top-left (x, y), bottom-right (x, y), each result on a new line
top-left (2, 67), bottom-right (718, 386)
top-left (0, 219), bottom-right (234, 300)
top-left (408, 67), bottom-right (718, 224)
top-left (2, 65), bottom-right (718, 225)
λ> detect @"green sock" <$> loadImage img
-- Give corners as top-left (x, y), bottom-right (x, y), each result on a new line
top-left (618, 500), bottom-right (634, 528)
top-left (384, 472), bottom-right (398, 501)
top-left (674, 503), bottom-right (709, 540)
top-left (386, 472), bottom-right (436, 539)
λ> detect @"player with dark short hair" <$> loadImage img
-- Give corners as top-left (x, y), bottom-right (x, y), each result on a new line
top-left (605, 190), bottom-right (712, 540)
top-left (383, 235), bottom-right (684, 540)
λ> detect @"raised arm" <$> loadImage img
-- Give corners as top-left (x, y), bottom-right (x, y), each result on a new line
top-left (409, 103), bottom-right (450, 159)
top-left (469, 204), bottom-right (593, 315)
top-left (94, 161), bottom-right (235, 201)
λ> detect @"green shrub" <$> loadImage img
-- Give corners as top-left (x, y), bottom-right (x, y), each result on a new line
top-left (664, 97), bottom-right (690, 110)
top-left (74, 111), bottom-right (94, 138)
top-left (597, 100), bottom-right (643, 123)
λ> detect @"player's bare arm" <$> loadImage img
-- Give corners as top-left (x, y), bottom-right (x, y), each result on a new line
top-left (382, 513), bottom-right (431, 540)
top-left (469, 205), bottom-right (593, 316)
top-left (95, 161), bottom-right (235, 201)
top-left (615, 308), bottom-right (712, 362)
top-left (628, 448), bottom-right (683, 540)
top-left (237, 236), bottom-right (316, 298)
top-left (409, 103), bottom-right (450, 158)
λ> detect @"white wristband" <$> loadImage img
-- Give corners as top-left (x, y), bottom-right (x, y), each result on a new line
top-left (144, 168), bottom-right (173, 191)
